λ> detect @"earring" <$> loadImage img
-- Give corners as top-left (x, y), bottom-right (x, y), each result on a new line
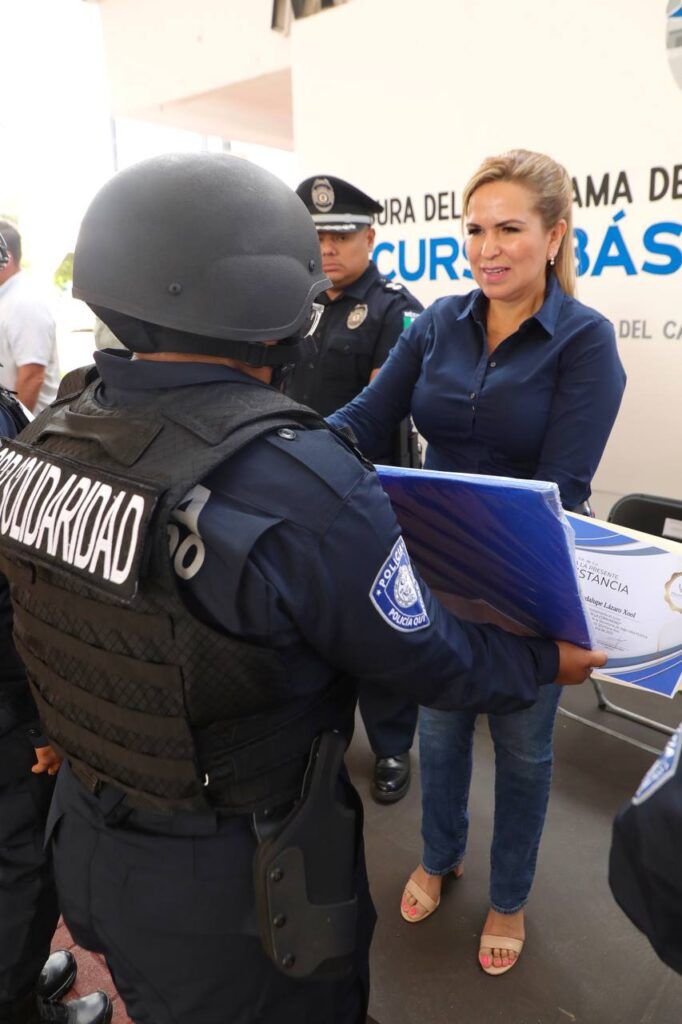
top-left (549, 254), bottom-right (555, 266)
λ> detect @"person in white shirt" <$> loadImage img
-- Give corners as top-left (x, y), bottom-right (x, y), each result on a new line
top-left (0, 221), bottom-right (60, 414)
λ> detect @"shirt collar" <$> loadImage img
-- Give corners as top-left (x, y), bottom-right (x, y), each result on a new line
top-left (328, 261), bottom-right (378, 303)
top-left (456, 272), bottom-right (565, 338)
top-left (456, 288), bottom-right (484, 324)
top-left (532, 272), bottom-right (564, 336)
top-left (93, 349), bottom-right (266, 392)
top-left (0, 270), bottom-right (22, 299)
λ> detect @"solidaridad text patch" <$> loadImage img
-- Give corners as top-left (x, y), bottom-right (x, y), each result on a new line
top-left (370, 537), bottom-right (430, 632)
top-left (632, 724), bottom-right (682, 805)
top-left (0, 438), bottom-right (158, 600)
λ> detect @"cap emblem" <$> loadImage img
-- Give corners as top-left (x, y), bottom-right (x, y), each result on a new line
top-left (347, 304), bottom-right (368, 330)
top-left (311, 178), bottom-right (335, 213)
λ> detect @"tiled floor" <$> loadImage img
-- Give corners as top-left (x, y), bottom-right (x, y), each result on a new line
top-left (355, 681), bottom-right (682, 1024)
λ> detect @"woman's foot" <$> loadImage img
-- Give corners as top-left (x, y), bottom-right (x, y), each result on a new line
top-left (479, 908), bottom-right (525, 973)
top-left (400, 863), bottom-right (463, 922)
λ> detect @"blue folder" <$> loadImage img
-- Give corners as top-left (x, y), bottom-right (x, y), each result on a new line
top-left (376, 465), bottom-right (593, 646)
top-left (377, 466), bottom-right (682, 698)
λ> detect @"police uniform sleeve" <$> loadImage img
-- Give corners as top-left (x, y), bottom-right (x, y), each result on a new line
top-left (609, 726), bottom-right (682, 974)
top-left (0, 407), bottom-right (16, 436)
top-left (250, 453), bottom-right (559, 713)
top-left (327, 309), bottom-right (428, 462)
top-left (371, 291), bottom-right (424, 371)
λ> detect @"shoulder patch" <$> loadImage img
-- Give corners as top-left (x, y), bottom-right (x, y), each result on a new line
top-left (370, 537), bottom-right (430, 632)
top-left (402, 310), bottom-right (420, 330)
top-left (632, 725), bottom-right (682, 805)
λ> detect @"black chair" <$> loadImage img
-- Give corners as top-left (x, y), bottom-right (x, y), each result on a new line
top-left (566, 494), bottom-right (682, 752)
top-left (608, 492), bottom-right (682, 540)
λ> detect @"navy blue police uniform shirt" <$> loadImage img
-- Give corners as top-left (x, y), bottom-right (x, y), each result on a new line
top-left (93, 351), bottom-right (558, 714)
top-left (327, 273), bottom-right (626, 509)
top-left (0, 406), bottom-right (15, 437)
top-left (0, 404), bottom-right (45, 745)
top-left (283, 260), bottom-right (423, 417)
top-left (610, 724), bottom-right (682, 974)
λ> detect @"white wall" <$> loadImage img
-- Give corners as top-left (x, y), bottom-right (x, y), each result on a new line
top-left (98, 0), bottom-right (290, 110)
top-left (291, 0), bottom-right (682, 516)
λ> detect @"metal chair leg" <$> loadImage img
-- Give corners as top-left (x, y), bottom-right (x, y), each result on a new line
top-left (557, 677), bottom-right (674, 756)
top-left (591, 677), bottom-right (675, 737)
top-left (557, 706), bottom-right (663, 756)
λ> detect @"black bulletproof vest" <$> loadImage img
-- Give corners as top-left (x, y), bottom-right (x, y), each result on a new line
top-left (0, 367), bottom-right (355, 813)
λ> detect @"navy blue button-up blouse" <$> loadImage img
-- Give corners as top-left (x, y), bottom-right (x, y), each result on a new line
top-left (328, 273), bottom-right (626, 508)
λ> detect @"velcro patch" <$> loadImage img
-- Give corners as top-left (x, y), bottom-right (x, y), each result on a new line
top-left (0, 438), bottom-right (159, 600)
top-left (370, 537), bottom-right (430, 632)
top-left (632, 725), bottom-right (682, 805)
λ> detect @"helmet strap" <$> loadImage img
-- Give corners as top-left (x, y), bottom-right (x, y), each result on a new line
top-left (91, 307), bottom-right (306, 366)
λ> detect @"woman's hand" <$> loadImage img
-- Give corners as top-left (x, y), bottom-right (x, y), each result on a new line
top-left (31, 745), bottom-right (63, 775)
top-left (555, 641), bottom-right (607, 684)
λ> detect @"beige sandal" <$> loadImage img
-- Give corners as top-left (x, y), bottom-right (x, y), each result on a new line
top-left (400, 878), bottom-right (440, 923)
top-left (478, 933), bottom-right (525, 976)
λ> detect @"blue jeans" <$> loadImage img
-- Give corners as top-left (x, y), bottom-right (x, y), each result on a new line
top-left (419, 684), bottom-right (562, 914)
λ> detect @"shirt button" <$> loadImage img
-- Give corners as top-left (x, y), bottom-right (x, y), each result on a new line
top-left (489, 361), bottom-right (496, 368)
top-left (277, 428), bottom-right (297, 441)
top-left (470, 392), bottom-right (476, 400)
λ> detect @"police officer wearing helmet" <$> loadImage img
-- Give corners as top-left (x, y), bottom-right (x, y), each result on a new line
top-left (0, 234), bottom-right (111, 1024)
top-left (284, 175), bottom-right (423, 804)
top-left (0, 155), bottom-right (606, 1024)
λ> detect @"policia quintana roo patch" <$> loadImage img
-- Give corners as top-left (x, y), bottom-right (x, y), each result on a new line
top-left (0, 439), bottom-right (158, 600)
top-left (632, 725), bottom-right (682, 806)
top-left (370, 536), bottom-right (430, 632)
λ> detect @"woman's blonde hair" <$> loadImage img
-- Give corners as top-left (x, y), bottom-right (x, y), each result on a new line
top-left (462, 149), bottom-right (575, 297)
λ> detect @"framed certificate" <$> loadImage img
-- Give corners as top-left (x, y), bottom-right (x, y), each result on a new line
top-left (568, 514), bottom-right (682, 697)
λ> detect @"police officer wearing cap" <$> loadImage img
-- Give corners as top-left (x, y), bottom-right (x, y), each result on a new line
top-left (0, 155), bottom-right (605, 1024)
top-left (610, 723), bottom-right (682, 975)
top-left (284, 175), bottom-right (423, 804)
top-left (0, 234), bottom-right (111, 1024)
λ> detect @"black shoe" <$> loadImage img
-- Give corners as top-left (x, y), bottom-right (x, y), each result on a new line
top-left (39, 992), bottom-right (113, 1024)
top-left (371, 753), bottom-right (411, 804)
top-left (37, 950), bottom-right (77, 1002)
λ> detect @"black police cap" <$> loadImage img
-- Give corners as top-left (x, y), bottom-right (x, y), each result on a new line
top-left (296, 175), bottom-right (383, 232)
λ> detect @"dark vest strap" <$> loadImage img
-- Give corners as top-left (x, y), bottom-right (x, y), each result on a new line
top-left (14, 606), bottom-right (183, 693)
top-left (14, 569), bottom-right (174, 642)
top-left (38, 406), bottom-right (163, 465)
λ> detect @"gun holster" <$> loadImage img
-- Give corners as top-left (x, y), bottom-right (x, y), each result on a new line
top-left (252, 731), bottom-right (358, 980)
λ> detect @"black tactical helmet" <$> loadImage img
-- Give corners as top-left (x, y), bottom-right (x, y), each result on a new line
top-left (72, 153), bottom-right (330, 364)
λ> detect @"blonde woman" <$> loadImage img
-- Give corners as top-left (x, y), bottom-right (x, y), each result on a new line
top-left (328, 149), bottom-right (626, 974)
